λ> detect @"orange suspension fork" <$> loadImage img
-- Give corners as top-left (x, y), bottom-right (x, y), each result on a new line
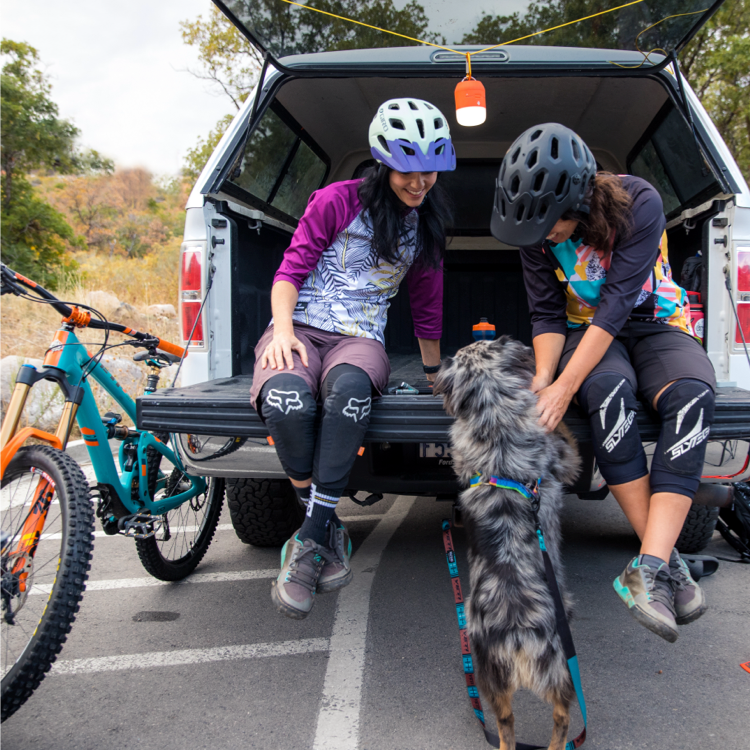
top-left (6, 470), bottom-right (56, 593)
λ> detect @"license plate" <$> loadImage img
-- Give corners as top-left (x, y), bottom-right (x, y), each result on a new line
top-left (420, 442), bottom-right (452, 458)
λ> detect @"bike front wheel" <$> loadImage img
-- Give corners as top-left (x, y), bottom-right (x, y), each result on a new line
top-left (135, 470), bottom-right (224, 581)
top-left (1, 446), bottom-right (94, 721)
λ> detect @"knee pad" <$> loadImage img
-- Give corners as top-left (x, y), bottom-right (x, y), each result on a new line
top-left (651, 379), bottom-right (715, 497)
top-left (314, 367), bottom-right (373, 491)
top-left (260, 374), bottom-right (317, 480)
top-left (579, 372), bottom-right (647, 486)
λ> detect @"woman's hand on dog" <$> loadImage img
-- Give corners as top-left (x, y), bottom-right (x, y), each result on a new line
top-left (534, 379), bottom-right (575, 432)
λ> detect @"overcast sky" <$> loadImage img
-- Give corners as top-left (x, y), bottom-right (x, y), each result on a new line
top-left (2, 0), bottom-right (236, 177)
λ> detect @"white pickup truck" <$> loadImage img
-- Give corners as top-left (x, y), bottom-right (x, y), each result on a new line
top-left (138, 0), bottom-right (750, 553)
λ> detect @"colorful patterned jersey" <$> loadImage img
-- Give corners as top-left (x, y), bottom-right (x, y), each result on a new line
top-left (520, 175), bottom-right (694, 339)
top-left (546, 229), bottom-right (692, 334)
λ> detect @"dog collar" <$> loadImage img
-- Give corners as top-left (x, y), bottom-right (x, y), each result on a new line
top-left (469, 472), bottom-right (541, 500)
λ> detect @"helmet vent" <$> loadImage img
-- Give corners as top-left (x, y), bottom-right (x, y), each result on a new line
top-left (509, 174), bottom-right (521, 198)
top-left (390, 119), bottom-right (406, 130)
top-left (532, 170), bottom-right (546, 193)
top-left (400, 144), bottom-right (416, 156)
top-left (425, 102), bottom-right (434, 110)
top-left (408, 100), bottom-right (419, 110)
top-left (571, 139), bottom-right (580, 161)
top-left (435, 144), bottom-right (445, 155)
top-left (500, 198), bottom-right (506, 218)
top-left (416, 119), bottom-right (425, 139)
top-left (388, 103), bottom-right (400, 110)
top-left (539, 200), bottom-right (549, 221)
top-left (511, 147), bottom-right (521, 165)
top-left (526, 150), bottom-right (538, 169)
top-left (550, 137), bottom-right (559, 160)
top-left (377, 135), bottom-right (389, 152)
top-left (554, 173), bottom-right (569, 198)
top-left (516, 203), bottom-right (525, 222)
top-left (530, 129), bottom-right (543, 141)
top-left (434, 117), bottom-right (444, 129)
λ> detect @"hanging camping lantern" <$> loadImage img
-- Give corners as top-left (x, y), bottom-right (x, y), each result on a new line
top-left (455, 55), bottom-right (486, 127)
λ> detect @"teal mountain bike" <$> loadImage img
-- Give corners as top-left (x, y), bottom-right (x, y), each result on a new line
top-left (1, 264), bottom-right (224, 720)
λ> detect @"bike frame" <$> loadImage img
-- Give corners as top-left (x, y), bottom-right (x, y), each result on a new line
top-left (2, 325), bottom-right (205, 516)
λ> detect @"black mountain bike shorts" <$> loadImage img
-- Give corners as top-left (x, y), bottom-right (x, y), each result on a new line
top-left (559, 320), bottom-right (716, 404)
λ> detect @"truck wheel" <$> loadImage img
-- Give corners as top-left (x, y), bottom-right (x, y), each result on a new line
top-left (675, 504), bottom-right (720, 554)
top-left (226, 478), bottom-right (305, 547)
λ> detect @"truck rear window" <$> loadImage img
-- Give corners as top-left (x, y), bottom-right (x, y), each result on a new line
top-left (227, 102), bottom-right (328, 222)
top-left (628, 102), bottom-right (720, 219)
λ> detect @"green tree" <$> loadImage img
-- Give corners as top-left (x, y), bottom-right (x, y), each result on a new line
top-left (1, 39), bottom-right (82, 285)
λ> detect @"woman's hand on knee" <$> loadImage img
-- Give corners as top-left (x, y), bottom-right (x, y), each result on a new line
top-left (535, 380), bottom-right (574, 432)
top-left (260, 332), bottom-right (309, 371)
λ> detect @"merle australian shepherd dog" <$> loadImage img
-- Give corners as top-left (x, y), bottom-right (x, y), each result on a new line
top-left (434, 336), bottom-right (582, 750)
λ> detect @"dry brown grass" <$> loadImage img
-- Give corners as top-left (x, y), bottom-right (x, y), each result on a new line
top-left (1, 241), bottom-right (182, 437)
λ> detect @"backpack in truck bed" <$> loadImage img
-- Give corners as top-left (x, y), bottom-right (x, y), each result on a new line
top-left (717, 483), bottom-right (750, 562)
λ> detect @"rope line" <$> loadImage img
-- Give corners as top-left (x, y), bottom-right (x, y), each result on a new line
top-left (279, 0), bottom-right (671, 72)
top-left (608, 8), bottom-right (707, 69)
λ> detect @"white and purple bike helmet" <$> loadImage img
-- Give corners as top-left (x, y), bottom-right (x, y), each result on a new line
top-left (368, 98), bottom-right (456, 173)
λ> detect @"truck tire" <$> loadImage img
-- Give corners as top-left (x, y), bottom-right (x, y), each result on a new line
top-left (226, 478), bottom-right (305, 547)
top-left (675, 504), bottom-right (720, 554)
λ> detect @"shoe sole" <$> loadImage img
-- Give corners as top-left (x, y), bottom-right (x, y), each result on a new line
top-left (676, 601), bottom-right (708, 626)
top-left (271, 581), bottom-right (312, 620)
top-left (613, 579), bottom-right (679, 643)
top-left (317, 569), bottom-right (353, 594)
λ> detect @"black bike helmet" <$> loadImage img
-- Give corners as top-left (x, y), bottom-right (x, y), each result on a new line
top-left (490, 123), bottom-right (596, 247)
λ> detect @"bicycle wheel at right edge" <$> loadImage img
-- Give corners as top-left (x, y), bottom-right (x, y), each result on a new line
top-left (135, 471), bottom-right (224, 581)
top-left (1, 445), bottom-right (94, 721)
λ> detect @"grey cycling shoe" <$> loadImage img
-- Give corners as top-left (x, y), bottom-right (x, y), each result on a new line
top-left (271, 532), bottom-right (333, 619)
top-left (613, 555), bottom-right (679, 643)
top-left (317, 522), bottom-right (353, 594)
top-left (669, 548), bottom-right (708, 625)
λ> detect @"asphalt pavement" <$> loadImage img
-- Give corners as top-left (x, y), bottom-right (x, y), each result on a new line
top-left (3, 471), bottom-right (749, 750)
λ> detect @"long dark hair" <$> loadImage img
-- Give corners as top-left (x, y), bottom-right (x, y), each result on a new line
top-left (564, 172), bottom-right (633, 249)
top-left (357, 164), bottom-right (452, 270)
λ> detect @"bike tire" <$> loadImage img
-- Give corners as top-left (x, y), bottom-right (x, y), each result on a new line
top-left (135, 471), bottom-right (224, 581)
top-left (1, 446), bottom-right (94, 721)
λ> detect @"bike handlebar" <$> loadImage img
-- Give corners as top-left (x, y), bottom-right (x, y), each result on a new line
top-left (1, 263), bottom-right (186, 360)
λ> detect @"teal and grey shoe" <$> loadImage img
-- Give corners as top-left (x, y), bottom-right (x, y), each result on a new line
top-left (271, 532), bottom-right (333, 619)
top-left (669, 548), bottom-right (708, 625)
top-left (613, 556), bottom-right (679, 643)
top-left (317, 522), bottom-right (353, 594)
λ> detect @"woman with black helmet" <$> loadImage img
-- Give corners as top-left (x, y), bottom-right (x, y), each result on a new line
top-left (491, 123), bottom-right (716, 643)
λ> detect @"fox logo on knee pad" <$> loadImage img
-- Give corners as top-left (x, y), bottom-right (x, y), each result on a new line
top-left (343, 397), bottom-right (371, 422)
top-left (266, 389), bottom-right (304, 415)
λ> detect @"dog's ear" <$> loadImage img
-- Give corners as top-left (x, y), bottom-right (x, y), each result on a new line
top-left (432, 356), bottom-right (456, 413)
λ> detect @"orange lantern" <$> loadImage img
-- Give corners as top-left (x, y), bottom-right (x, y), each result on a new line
top-left (455, 76), bottom-right (486, 127)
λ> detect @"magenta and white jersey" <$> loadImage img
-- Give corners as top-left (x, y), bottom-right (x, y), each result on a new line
top-left (273, 180), bottom-right (443, 346)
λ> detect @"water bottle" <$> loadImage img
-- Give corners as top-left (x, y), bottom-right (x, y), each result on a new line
top-left (472, 318), bottom-right (496, 341)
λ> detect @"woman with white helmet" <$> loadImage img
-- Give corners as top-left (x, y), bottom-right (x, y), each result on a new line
top-left (249, 98), bottom-right (455, 619)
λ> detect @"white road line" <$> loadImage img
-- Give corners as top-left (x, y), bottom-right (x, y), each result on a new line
top-left (29, 569), bottom-right (279, 596)
top-left (50, 637), bottom-right (330, 676)
top-left (313, 494), bottom-right (416, 750)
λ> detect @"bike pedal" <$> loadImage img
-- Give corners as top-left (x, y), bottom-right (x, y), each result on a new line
top-left (118, 513), bottom-right (162, 540)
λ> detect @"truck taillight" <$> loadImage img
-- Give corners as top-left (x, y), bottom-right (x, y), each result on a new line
top-left (180, 244), bottom-right (205, 347)
top-left (735, 250), bottom-right (750, 345)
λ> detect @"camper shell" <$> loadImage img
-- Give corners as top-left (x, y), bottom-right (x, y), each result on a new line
top-left (137, 0), bottom-right (750, 547)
